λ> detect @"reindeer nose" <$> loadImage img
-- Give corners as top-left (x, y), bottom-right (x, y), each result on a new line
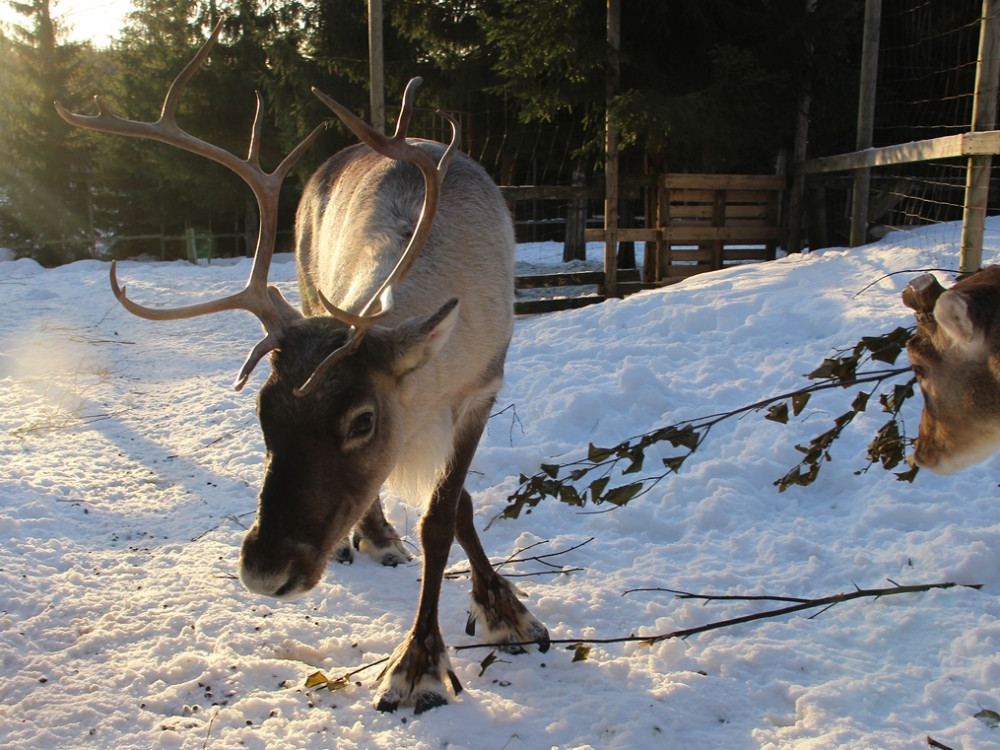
top-left (912, 441), bottom-right (962, 475)
top-left (238, 526), bottom-right (313, 601)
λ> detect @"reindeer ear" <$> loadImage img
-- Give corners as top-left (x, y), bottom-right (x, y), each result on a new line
top-left (935, 290), bottom-right (978, 349)
top-left (391, 298), bottom-right (460, 376)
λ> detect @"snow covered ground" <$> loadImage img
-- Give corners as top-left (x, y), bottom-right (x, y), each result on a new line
top-left (3, 222), bottom-right (1000, 749)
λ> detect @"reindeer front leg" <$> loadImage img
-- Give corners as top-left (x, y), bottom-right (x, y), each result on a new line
top-left (373, 432), bottom-right (477, 713)
top-left (373, 501), bottom-right (461, 712)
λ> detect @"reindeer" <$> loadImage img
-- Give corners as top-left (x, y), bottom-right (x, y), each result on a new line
top-left (902, 266), bottom-right (1000, 475)
top-left (56, 23), bottom-right (549, 713)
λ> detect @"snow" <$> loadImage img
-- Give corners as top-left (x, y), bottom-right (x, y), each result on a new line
top-left (3, 222), bottom-right (1000, 749)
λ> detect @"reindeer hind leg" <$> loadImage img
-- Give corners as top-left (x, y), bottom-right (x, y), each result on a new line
top-left (456, 488), bottom-right (550, 654)
top-left (355, 495), bottom-right (412, 567)
top-left (332, 497), bottom-right (411, 566)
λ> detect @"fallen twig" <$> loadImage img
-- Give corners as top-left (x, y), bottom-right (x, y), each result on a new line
top-left (490, 402), bottom-right (525, 447)
top-left (444, 537), bottom-right (592, 580)
top-left (467, 580), bottom-right (983, 651)
top-left (190, 511), bottom-right (255, 542)
top-left (201, 707), bottom-right (219, 749)
top-left (623, 586), bottom-right (811, 604)
top-left (13, 408), bottom-right (131, 437)
top-left (304, 579), bottom-right (980, 693)
top-left (927, 737), bottom-right (957, 750)
top-left (610, 581), bottom-right (982, 643)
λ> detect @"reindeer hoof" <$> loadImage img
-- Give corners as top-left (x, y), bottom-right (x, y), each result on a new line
top-left (414, 690), bottom-right (449, 714)
top-left (375, 694), bottom-right (400, 713)
top-left (378, 551), bottom-right (408, 567)
top-left (333, 537), bottom-right (354, 564)
top-left (374, 682), bottom-right (452, 715)
top-left (375, 687), bottom-right (450, 714)
top-left (358, 537), bottom-right (411, 567)
top-left (500, 621), bottom-right (550, 654)
top-left (469, 576), bottom-right (550, 654)
top-left (373, 632), bottom-right (461, 713)
top-left (532, 623), bottom-right (551, 654)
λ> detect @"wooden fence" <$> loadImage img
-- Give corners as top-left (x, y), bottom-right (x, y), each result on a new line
top-left (505, 172), bottom-right (788, 314)
top-left (611, 173), bottom-right (786, 281)
top-left (503, 180), bottom-right (650, 314)
top-left (511, 0), bottom-right (1000, 314)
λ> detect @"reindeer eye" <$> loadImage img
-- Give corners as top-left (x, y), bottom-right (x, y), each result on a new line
top-left (348, 411), bottom-right (375, 438)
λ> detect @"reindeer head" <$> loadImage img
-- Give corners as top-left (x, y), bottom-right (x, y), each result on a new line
top-left (902, 267), bottom-right (1000, 474)
top-left (56, 22), bottom-right (463, 599)
top-left (240, 299), bottom-right (459, 598)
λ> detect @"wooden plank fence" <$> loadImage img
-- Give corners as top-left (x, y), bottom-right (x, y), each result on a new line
top-left (514, 268), bottom-right (642, 315)
top-left (583, 173), bottom-right (787, 280)
top-left (651, 173), bottom-right (785, 279)
top-left (506, 172), bottom-right (788, 314)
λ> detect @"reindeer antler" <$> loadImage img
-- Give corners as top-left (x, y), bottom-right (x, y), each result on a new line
top-left (293, 79), bottom-right (460, 396)
top-left (54, 20), bottom-right (325, 390)
top-left (902, 273), bottom-right (947, 314)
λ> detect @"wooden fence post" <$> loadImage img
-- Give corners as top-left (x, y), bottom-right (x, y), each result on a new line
top-left (603, 0), bottom-right (620, 298)
top-left (960, 0), bottom-right (1000, 274)
top-left (786, 0), bottom-right (817, 253)
top-left (849, 0), bottom-right (881, 248)
top-left (564, 165), bottom-right (587, 262)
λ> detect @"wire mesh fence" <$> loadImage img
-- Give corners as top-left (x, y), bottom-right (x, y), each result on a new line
top-left (801, 0), bottom-right (1000, 254)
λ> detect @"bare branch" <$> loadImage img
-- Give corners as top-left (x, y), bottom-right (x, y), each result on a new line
top-left (610, 580), bottom-right (981, 646)
top-left (444, 537), bottom-right (593, 580)
top-left (927, 737), bottom-right (958, 750)
top-left (304, 580), bottom-right (980, 694)
top-left (622, 587), bottom-right (811, 604)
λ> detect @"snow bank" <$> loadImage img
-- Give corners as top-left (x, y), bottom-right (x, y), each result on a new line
top-left (2, 221), bottom-right (1000, 749)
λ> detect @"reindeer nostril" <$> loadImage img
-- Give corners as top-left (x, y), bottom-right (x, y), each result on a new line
top-left (239, 540), bottom-right (316, 601)
top-left (274, 582), bottom-right (292, 598)
top-left (273, 574), bottom-right (302, 599)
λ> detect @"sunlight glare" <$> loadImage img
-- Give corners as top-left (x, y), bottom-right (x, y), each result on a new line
top-left (0, 0), bottom-right (133, 47)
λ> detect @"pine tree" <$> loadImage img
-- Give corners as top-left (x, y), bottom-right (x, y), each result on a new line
top-left (86, 0), bottom-right (324, 260)
top-left (0, 0), bottom-right (98, 264)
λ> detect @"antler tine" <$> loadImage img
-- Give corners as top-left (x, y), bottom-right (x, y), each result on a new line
top-left (55, 21), bottom-right (325, 341)
top-left (247, 91), bottom-right (265, 166)
top-left (311, 78), bottom-right (426, 155)
top-left (161, 19), bottom-right (224, 123)
top-left (390, 77), bottom-right (422, 140)
top-left (240, 119), bottom-right (326, 310)
top-left (109, 259), bottom-right (255, 320)
top-left (53, 20), bottom-right (230, 163)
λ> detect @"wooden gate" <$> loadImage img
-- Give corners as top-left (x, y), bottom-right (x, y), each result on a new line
top-left (512, 172), bottom-right (788, 314)
top-left (649, 173), bottom-right (787, 280)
